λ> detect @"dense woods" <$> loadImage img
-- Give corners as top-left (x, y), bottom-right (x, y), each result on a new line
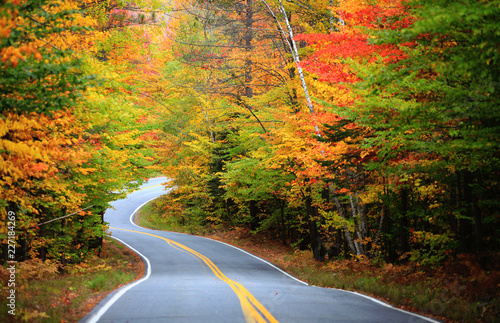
top-left (157, 0), bottom-right (500, 266)
top-left (0, 0), bottom-right (160, 262)
top-left (1, 0), bottom-right (499, 272)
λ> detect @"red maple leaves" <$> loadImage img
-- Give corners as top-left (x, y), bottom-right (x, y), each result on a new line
top-left (296, 0), bottom-right (414, 84)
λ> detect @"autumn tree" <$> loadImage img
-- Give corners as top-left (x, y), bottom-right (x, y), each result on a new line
top-left (0, 0), bottom-right (159, 262)
top-left (350, 0), bottom-right (500, 256)
top-left (297, 0), bottom-right (500, 263)
top-left (0, 0), bottom-right (94, 261)
top-left (155, 0), bottom-right (347, 260)
top-left (140, 0), bottom-right (500, 265)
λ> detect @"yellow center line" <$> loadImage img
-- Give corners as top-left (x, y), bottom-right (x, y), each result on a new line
top-left (110, 227), bottom-right (279, 323)
top-left (136, 183), bottom-right (163, 191)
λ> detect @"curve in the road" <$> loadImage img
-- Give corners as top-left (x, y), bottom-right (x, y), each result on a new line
top-left (110, 226), bottom-right (278, 323)
top-left (85, 236), bottom-right (152, 323)
top-left (82, 178), bottom-right (441, 323)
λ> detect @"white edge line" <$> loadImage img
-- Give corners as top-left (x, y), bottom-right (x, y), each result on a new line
top-left (84, 183), bottom-right (168, 322)
top-left (129, 195), bottom-right (164, 229)
top-left (83, 236), bottom-right (152, 323)
top-left (208, 235), bottom-right (439, 322)
top-left (127, 187), bottom-right (439, 323)
top-left (206, 237), bottom-right (309, 286)
top-left (128, 193), bottom-right (308, 286)
top-left (311, 284), bottom-right (442, 323)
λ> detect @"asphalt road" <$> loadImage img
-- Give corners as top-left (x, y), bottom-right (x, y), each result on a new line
top-left (82, 177), bottom-right (440, 323)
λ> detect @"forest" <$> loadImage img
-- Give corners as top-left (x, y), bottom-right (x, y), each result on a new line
top-left (1, 0), bottom-right (499, 272)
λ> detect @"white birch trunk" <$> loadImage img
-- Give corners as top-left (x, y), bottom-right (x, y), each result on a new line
top-left (259, 0), bottom-right (320, 135)
top-left (199, 104), bottom-right (215, 143)
top-left (329, 185), bottom-right (358, 255)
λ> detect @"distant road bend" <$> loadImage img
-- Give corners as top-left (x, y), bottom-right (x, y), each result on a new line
top-left (82, 177), bottom-right (440, 323)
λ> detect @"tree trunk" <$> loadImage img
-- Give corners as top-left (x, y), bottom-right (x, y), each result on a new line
top-left (305, 195), bottom-right (325, 261)
top-left (249, 200), bottom-right (259, 230)
top-left (279, 199), bottom-right (287, 245)
top-left (199, 104), bottom-right (215, 143)
top-left (464, 171), bottom-right (483, 251)
top-left (461, 171), bottom-right (474, 249)
top-left (349, 193), bottom-right (366, 255)
top-left (399, 187), bottom-right (410, 255)
top-left (260, 0), bottom-right (319, 134)
top-left (329, 186), bottom-right (357, 255)
top-left (244, 0), bottom-right (254, 98)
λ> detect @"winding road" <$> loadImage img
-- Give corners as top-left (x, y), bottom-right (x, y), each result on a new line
top-left (81, 177), bottom-right (440, 323)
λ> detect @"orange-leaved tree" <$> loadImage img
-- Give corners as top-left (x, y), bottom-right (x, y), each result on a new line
top-left (0, 0), bottom-right (158, 262)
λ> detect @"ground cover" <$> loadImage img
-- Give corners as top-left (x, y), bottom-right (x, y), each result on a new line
top-left (0, 238), bottom-right (144, 323)
top-left (135, 197), bottom-right (500, 323)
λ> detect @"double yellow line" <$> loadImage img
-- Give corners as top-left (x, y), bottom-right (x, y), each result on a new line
top-left (136, 183), bottom-right (163, 191)
top-left (110, 227), bottom-right (279, 323)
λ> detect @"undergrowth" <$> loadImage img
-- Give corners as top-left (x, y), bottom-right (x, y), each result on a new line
top-left (135, 198), bottom-right (212, 235)
top-left (137, 195), bottom-right (500, 323)
top-left (0, 237), bottom-right (143, 322)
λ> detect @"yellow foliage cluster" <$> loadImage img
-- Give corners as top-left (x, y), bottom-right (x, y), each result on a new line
top-left (0, 111), bottom-right (90, 227)
top-left (0, 2), bottom-right (41, 68)
top-left (0, 0), bottom-right (107, 69)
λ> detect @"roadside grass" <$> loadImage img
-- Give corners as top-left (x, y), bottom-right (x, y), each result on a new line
top-left (136, 195), bottom-right (500, 323)
top-left (0, 237), bottom-right (144, 323)
top-left (280, 254), bottom-right (498, 323)
top-left (135, 199), bottom-right (212, 235)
